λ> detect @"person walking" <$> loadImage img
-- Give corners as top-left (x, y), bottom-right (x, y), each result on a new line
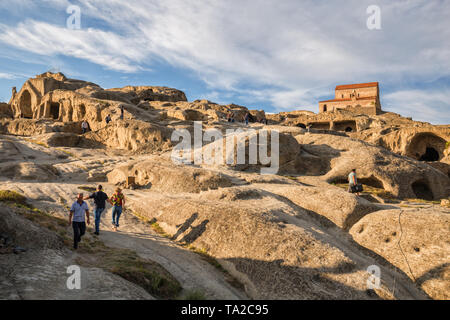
top-left (69, 193), bottom-right (90, 249)
top-left (110, 188), bottom-right (125, 231)
top-left (244, 112), bottom-right (250, 126)
top-left (120, 105), bottom-right (124, 120)
top-left (348, 168), bottom-right (361, 196)
top-left (84, 185), bottom-right (110, 235)
top-left (81, 120), bottom-right (89, 134)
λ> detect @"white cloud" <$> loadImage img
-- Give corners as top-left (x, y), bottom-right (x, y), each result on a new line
top-left (0, 72), bottom-right (19, 79)
top-left (0, 0), bottom-right (449, 122)
top-left (384, 89), bottom-right (450, 124)
top-left (0, 20), bottom-right (147, 72)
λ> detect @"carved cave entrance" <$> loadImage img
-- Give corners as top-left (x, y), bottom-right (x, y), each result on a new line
top-left (19, 90), bottom-right (33, 118)
top-left (406, 133), bottom-right (446, 162)
top-left (411, 180), bottom-right (434, 201)
top-left (50, 102), bottom-right (60, 120)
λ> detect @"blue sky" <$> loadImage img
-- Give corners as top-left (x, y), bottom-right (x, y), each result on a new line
top-left (0, 0), bottom-right (449, 124)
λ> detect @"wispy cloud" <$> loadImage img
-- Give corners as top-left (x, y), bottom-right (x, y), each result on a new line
top-left (0, 0), bottom-right (448, 123)
top-left (0, 73), bottom-right (17, 79)
top-left (384, 89), bottom-right (450, 124)
top-left (0, 20), bottom-right (147, 72)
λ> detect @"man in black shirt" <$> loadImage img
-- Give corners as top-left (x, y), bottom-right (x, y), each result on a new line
top-left (84, 185), bottom-right (111, 235)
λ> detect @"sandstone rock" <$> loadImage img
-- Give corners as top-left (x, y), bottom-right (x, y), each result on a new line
top-left (255, 182), bottom-right (380, 230)
top-left (0, 206), bottom-right (154, 300)
top-left (129, 187), bottom-right (426, 300)
top-left (84, 119), bottom-right (172, 152)
top-left (87, 170), bottom-right (108, 182)
top-left (295, 133), bottom-right (450, 200)
top-left (107, 156), bottom-right (234, 193)
top-left (0, 163), bottom-right (59, 181)
top-left (167, 109), bottom-right (205, 121)
top-left (107, 86), bottom-right (187, 103)
top-left (0, 103), bottom-right (13, 118)
top-left (40, 132), bottom-right (81, 148)
top-left (350, 208), bottom-right (450, 300)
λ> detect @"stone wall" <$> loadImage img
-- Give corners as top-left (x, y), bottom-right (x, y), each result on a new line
top-left (0, 103), bottom-right (13, 117)
top-left (319, 83), bottom-right (381, 115)
top-left (335, 86), bottom-right (378, 99)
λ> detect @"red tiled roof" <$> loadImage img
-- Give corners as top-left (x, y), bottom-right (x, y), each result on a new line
top-left (335, 82), bottom-right (379, 90)
top-left (319, 96), bottom-right (377, 103)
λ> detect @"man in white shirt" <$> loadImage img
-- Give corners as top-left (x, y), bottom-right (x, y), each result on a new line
top-left (69, 193), bottom-right (90, 249)
top-left (81, 120), bottom-right (89, 134)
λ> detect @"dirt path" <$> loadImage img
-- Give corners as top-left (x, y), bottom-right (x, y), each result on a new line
top-left (1, 180), bottom-right (247, 300)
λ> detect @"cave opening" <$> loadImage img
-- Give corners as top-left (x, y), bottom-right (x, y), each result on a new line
top-left (406, 133), bottom-right (446, 162)
top-left (79, 104), bottom-right (86, 119)
top-left (50, 103), bottom-right (60, 120)
top-left (411, 180), bottom-right (434, 201)
top-left (333, 120), bottom-right (357, 132)
top-left (358, 175), bottom-right (384, 189)
top-left (19, 90), bottom-right (33, 118)
top-left (419, 147), bottom-right (440, 162)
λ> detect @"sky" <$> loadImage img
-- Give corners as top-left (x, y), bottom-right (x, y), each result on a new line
top-left (0, 0), bottom-right (449, 124)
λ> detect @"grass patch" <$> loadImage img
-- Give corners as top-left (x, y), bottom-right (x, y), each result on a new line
top-left (150, 221), bottom-right (170, 238)
top-left (78, 186), bottom-right (96, 193)
top-left (24, 139), bottom-right (49, 148)
top-left (334, 183), bottom-right (396, 200)
top-left (179, 289), bottom-right (207, 300)
top-left (0, 190), bottom-right (28, 206)
top-left (185, 245), bottom-right (225, 271)
top-left (403, 198), bottom-right (440, 205)
top-left (79, 245), bottom-right (182, 299)
top-left (4, 199), bottom-right (69, 242)
top-left (56, 148), bottom-right (75, 158)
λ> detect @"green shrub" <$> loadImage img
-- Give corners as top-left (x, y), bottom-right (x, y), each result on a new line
top-left (78, 186), bottom-right (96, 193)
top-left (98, 248), bottom-right (182, 299)
top-left (0, 190), bottom-right (28, 206)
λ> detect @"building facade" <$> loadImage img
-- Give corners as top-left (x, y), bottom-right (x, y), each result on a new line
top-left (319, 82), bottom-right (381, 115)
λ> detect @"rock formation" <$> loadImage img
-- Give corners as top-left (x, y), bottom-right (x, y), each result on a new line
top-left (0, 72), bottom-right (448, 300)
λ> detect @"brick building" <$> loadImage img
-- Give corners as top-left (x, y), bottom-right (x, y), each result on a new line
top-left (318, 82), bottom-right (381, 115)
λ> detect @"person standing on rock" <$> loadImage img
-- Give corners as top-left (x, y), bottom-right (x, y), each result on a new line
top-left (110, 188), bottom-right (126, 231)
top-left (348, 168), bottom-right (361, 196)
top-left (84, 185), bottom-right (111, 236)
top-left (244, 112), bottom-right (250, 126)
top-left (120, 105), bottom-right (124, 120)
top-left (81, 120), bottom-right (89, 134)
top-left (69, 193), bottom-right (90, 249)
